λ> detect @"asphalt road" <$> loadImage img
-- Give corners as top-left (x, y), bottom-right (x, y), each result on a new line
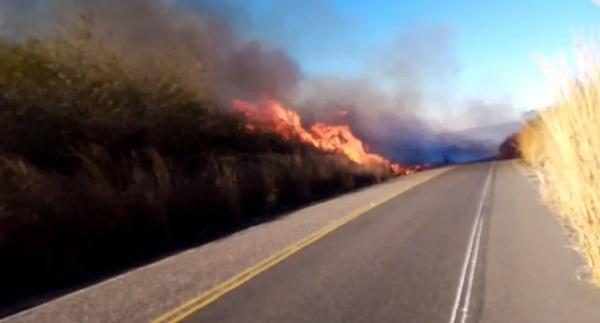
top-left (180, 162), bottom-right (600, 323)
top-left (5, 162), bottom-right (600, 323)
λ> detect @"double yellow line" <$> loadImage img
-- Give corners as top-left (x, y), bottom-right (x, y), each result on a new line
top-left (154, 167), bottom-right (452, 323)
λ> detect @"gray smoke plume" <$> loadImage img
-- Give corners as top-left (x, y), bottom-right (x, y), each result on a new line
top-left (287, 25), bottom-right (515, 165)
top-left (0, 0), bottom-right (518, 165)
top-left (0, 0), bottom-right (301, 102)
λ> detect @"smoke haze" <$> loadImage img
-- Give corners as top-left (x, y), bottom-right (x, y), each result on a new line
top-left (0, 0), bottom-right (519, 165)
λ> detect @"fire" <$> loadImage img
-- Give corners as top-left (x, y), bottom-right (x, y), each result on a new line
top-left (232, 97), bottom-right (415, 175)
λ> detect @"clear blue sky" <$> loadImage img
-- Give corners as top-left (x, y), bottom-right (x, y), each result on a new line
top-left (187, 0), bottom-right (600, 112)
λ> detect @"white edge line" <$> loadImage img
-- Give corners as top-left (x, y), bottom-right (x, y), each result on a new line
top-left (448, 198), bottom-right (483, 323)
top-left (460, 214), bottom-right (485, 323)
top-left (460, 167), bottom-right (493, 323)
top-left (449, 165), bottom-right (493, 323)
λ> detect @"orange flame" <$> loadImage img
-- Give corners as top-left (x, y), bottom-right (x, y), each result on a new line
top-left (232, 97), bottom-right (415, 175)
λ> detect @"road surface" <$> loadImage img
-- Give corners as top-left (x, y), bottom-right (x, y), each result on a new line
top-left (3, 161), bottom-right (600, 322)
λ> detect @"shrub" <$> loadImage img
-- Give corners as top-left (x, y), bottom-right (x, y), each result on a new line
top-left (0, 33), bottom-right (394, 307)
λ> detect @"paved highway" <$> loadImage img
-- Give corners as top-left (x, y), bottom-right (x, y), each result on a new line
top-left (180, 163), bottom-right (492, 323)
top-left (174, 162), bottom-right (600, 323)
top-left (4, 162), bottom-right (600, 323)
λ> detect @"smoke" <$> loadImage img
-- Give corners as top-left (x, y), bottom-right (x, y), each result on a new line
top-left (0, 0), bottom-right (301, 102)
top-left (287, 26), bottom-right (511, 165)
top-left (0, 0), bottom-right (516, 166)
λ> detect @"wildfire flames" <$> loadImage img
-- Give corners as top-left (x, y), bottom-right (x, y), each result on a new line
top-left (233, 97), bottom-right (415, 175)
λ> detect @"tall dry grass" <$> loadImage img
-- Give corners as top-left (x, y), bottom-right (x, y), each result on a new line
top-left (0, 25), bottom-right (396, 309)
top-left (519, 44), bottom-right (600, 285)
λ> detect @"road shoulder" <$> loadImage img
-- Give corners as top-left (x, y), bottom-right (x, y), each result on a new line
top-left (482, 161), bottom-right (600, 323)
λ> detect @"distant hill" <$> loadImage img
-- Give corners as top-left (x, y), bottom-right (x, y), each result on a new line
top-left (424, 121), bottom-right (523, 165)
top-left (373, 121), bottom-right (523, 167)
top-left (441, 122), bottom-right (523, 146)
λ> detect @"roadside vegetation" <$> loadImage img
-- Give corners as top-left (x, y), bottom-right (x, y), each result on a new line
top-left (0, 31), bottom-right (395, 308)
top-left (498, 134), bottom-right (520, 159)
top-left (518, 45), bottom-right (600, 285)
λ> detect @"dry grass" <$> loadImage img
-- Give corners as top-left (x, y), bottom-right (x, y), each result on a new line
top-left (0, 29), bottom-right (396, 308)
top-left (518, 45), bottom-right (600, 285)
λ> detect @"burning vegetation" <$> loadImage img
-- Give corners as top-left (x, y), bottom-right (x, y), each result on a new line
top-left (233, 97), bottom-right (416, 175)
top-left (0, 2), bottom-right (414, 310)
top-left (0, 0), bottom-right (502, 311)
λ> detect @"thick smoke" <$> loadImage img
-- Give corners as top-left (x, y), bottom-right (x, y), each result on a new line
top-left (0, 0), bottom-right (516, 166)
top-left (288, 26), bottom-right (512, 165)
top-left (0, 0), bottom-right (301, 102)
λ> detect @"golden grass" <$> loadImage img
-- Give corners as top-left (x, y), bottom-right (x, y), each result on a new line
top-left (0, 27), bottom-right (398, 304)
top-left (519, 45), bottom-right (600, 284)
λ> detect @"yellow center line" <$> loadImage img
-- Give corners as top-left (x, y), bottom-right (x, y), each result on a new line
top-left (153, 167), bottom-right (453, 323)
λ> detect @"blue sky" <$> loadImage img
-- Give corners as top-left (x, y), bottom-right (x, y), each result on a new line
top-left (191, 0), bottom-right (600, 113)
